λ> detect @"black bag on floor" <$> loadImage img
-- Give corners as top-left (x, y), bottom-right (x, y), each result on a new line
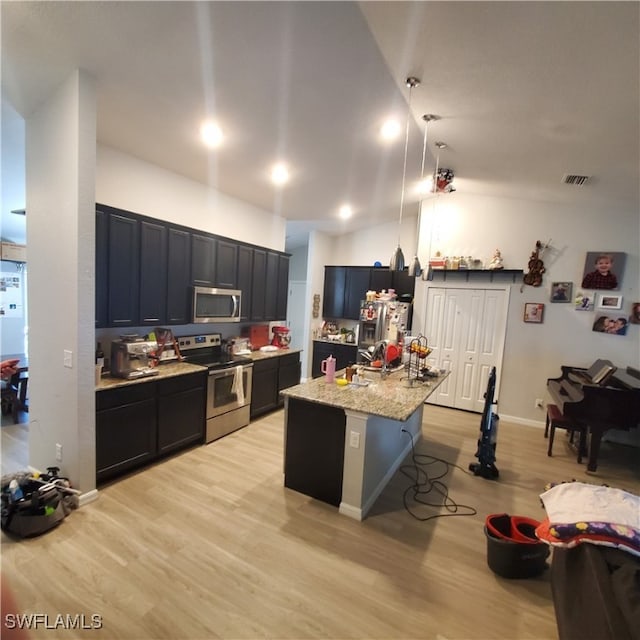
top-left (1, 470), bottom-right (75, 537)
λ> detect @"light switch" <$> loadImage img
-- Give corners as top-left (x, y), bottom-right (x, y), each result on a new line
top-left (63, 350), bottom-right (73, 368)
top-left (349, 430), bottom-right (360, 448)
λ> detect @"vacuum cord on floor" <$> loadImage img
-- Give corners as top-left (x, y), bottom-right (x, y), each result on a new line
top-left (400, 429), bottom-right (477, 522)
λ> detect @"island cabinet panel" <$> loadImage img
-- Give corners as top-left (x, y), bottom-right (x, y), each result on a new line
top-left (157, 373), bottom-right (206, 454)
top-left (107, 212), bottom-right (140, 327)
top-left (139, 220), bottom-right (168, 325)
top-left (250, 358), bottom-right (279, 418)
top-left (237, 245), bottom-right (253, 321)
top-left (96, 384), bottom-right (157, 483)
top-left (166, 227), bottom-right (192, 325)
top-left (215, 239), bottom-right (238, 289)
top-left (191, 233), bottom-right (216, 287)
top-left (311, 341), bottom-right (357, 378)
top-left (284, 398), bottom-right (346, 506)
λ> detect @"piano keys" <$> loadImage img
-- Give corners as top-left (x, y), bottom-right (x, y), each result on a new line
top-left (547, 360), bottom-right (640, 472)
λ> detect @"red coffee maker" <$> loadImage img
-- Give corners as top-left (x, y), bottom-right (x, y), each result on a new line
top-left (271, 325), bottom-right (291, 349)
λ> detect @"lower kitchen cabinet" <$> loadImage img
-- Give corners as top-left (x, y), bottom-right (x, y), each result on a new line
top-left (157, 373), bottom-right (206, 455)
top-left (250, 358), bottom-right (279, 418)
top-left (311, 341), bottom-right (357, 378)
top-left (96, 371), bottom-right (206, 483)
top-left (251, 352), bottom-right (301, 418)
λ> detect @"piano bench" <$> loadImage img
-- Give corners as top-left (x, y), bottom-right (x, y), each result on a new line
top-left (546, 404), bottom-right (587, 463)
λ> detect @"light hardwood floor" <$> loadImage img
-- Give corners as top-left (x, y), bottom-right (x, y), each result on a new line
top-left (2, 405), bottom-right (639, 640)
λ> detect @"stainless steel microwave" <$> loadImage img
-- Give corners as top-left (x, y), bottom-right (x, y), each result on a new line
top-left (193, 287), bottom-right (241, 323)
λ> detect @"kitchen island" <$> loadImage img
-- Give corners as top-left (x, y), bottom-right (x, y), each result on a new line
top-left (281, 369), bottom-right (448, 520)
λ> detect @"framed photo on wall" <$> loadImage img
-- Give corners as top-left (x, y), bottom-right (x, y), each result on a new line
top-left (550, 281), bottom-right (572, 302)
top-left (581, 252), bottom-right (625, 290)
top-left (524, 303), bottom-right (544, 323)
top-left (597, 293), bottom-right (623, 310)
top-left (574, 292), bottom-right (594, 311)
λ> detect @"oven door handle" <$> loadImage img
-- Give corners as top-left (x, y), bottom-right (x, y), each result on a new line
top-left (208, 363), bottom-right (253, 377)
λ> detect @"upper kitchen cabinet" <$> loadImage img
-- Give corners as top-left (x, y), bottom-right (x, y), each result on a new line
top-left (191, 233), bottom-right (216, 287)
top-left (166, 227), bottom-right (191, 325)
top-left (215, 239), bottom-right (238, 289)
top-left (322, 266), bottom-right (369, 320)
top-left (369, 267), bottom-right (414, 298)
top-left (237, 244), bottom-right (253, 321)
top-left (139, 220), bottom-right (168, 326)
top-left (322, 266), bottom-right (346, 319)
top-left (344, 267), bottom-right (370, 320)
top-left (276, 254), bottom-right (290, 321)
top-left (95, 208), bottom-right (109, 328)
top-left (264, 251), bottom-right (280, 321)
top-left (107, 211), bottom-right (140, 327)
top-left (251, 249), bottom-right (267, 321)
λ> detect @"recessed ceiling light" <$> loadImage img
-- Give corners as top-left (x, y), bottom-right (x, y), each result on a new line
top-left (200, 121), bottom-right (223, 148)
top-left (338, 204), bottom-right (353, 219)
top-left (380, 118), bottom-right (401, 141)
top-left (271, 162), bottom-right (290, 186)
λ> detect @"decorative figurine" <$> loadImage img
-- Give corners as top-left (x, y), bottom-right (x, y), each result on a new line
top-left (488, 249), bottom-right (504, 270)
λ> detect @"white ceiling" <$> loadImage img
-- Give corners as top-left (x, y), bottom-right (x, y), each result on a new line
top-left (2, 1), bottom-right (638, 250)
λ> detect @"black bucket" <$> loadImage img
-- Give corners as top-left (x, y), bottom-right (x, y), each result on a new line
top-left (484, 513), bottom-right (550, 579)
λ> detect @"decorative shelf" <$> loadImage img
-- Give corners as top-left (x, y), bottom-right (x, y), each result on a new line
top-left (427, 269), bottom-right (524, 283)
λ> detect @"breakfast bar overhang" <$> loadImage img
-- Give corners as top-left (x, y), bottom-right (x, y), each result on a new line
top-left (281, 370), bottom-right (448, 520)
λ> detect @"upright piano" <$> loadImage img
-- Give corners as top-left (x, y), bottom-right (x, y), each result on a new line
top-left (547, 359), bottom-right (640, 471)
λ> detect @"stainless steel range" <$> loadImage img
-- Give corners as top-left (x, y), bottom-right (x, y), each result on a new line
top-left (177, 333), bottom-right (253, 443)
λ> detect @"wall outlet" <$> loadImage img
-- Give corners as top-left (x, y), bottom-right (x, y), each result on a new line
top-left (63, 350), bottom-right (73, 368)
top-left (349, 430), bottom-right (360, 448)
top-left (55, 443), bottom-right (63, 462)
top-left (535, 398), bottom-right (544, 409)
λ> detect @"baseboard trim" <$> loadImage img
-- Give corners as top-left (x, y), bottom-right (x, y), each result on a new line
top-left (79, 489), bottom-right (99, 507)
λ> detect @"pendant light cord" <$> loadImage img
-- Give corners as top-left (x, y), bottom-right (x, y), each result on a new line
top-left (414, 115), bottom-right (429, 257)
top-left (397, 82), bottom-right (415, 246)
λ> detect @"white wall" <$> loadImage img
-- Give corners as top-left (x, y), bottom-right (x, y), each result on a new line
top-left (97, 145), bottom-right (287, 251)
top-left (26, 70), bottom-right (97, 493)
top-left (323, 191), bottom-right (639, 425)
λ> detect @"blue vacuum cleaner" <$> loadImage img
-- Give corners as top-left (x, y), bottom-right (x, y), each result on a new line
top-left (469, 367), bottom-right (499, 479)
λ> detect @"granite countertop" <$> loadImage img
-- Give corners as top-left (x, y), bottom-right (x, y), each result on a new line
top-left (96, 349), bottom-right (302, 390)
top-left (96, 361), bottom-right (207, 391)
top-left (281, 368), bottom-right (449, 422)
top-left (247, 348), bottom-right (302, 362)
top-left (313, 338), bottom-right (357, 346)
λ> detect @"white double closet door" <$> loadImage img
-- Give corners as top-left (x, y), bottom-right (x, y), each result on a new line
top-left (422, 286), bottom-right (509, 412)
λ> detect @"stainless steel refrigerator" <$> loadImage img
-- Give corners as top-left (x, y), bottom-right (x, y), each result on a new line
top-left (357, 300), bottom-right (412, 351)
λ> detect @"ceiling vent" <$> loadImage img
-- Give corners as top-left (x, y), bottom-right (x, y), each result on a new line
top-left (562, 174), bottom-right (590, 186)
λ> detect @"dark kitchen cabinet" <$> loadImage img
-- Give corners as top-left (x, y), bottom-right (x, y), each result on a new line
top-left (277, 352), bottom-right (301, 407)
top-left (96, 383), bottom-right (157, 483)
top-left (322, 266), bottom-right (346, 319)
top-left (237, 245), bottom-right (253, 321)
top-left (251, 357), bottom-right (279, 418)
top-left (157, 372), bottom-right (206, 455)
top-left (369, 267), bottom-right (415, 299)
top-left (215, 239), bottom-right (238, 289)
top-left (251, 352), bottom-right (301, 417)
top-left (96, 371), bottom-right (206, 483)
top-left (139, 220), bottom-right (168, 325)
top-left (264, 251), bottom-right (279, 321)
top-left (311, 341), bottom-right (357, 378)
top-left (276, 254), bottom-right (290, 321)
top-left (251, 249), bottom-right (267, 321)
top-left (369, 267), bottom-right (392, 294)
top-left (191, 233), bottom-right (216, 287)
top-left (95, 208), bottom-right (109, 328)
top-left (344, 267), bottom-right (370, 320)
top-left (107, 212), bottom-right (140, 327)
top-left (166, 227), bottom-right (192, 325)
top-left (322, 266), bottom-right (368, 321)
